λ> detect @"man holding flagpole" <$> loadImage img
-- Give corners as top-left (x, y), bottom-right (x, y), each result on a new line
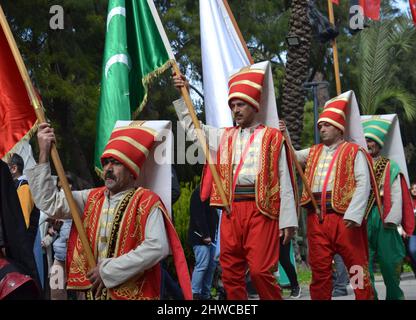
top-left (22, 0), bottom-right (192, 299)
top-left (280, 91), bottom-right (377, 300)
top-left (27, 122), bottom-right (191, 300)
top-left (173, 61), bottom-right (298, 300)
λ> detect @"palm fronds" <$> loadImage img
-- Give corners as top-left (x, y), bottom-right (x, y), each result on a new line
top-left (358, 20), bottom-right (392, 114)
top-left (374, 88), bottom-right (416, 121)
top-left (358, 16), bottom-right (416, 120)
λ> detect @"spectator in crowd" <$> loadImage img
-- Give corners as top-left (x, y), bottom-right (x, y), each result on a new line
top-left (279, 238), bottom-right (302, 298)
top-left (0, 159), bottom-right (40, 299)
top-left (188, 185), bottom-right (219, 300)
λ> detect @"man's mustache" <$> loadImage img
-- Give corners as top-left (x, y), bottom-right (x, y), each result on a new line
top-left (104, 171), bottom-right (116, 180)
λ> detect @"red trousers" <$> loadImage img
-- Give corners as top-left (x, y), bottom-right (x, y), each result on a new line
top-left (307, 212), bottom-right (374, 300)
top-left (219, 201), bottom-right (282, 300)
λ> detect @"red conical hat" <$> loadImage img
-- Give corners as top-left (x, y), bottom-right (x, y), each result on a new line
top-left (228, 68), bottom-right (265, 112)
top-left (318, 95), bottom-right (348, 132)
top-left (101, 125), bottom-right (157, 178)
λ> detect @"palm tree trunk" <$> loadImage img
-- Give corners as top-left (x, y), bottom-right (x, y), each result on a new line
top-left (281, 0), bottom-right (312, 149)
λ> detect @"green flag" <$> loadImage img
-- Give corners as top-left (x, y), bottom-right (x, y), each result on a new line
top-left (94, 0), bottom-right (174, 172)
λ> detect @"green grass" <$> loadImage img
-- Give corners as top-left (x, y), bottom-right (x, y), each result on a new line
top-left (295, 264), bottom-right (312, 285)
top-left (172, 178), bottom-right (200, 266)
top-left (403, 263), bottom-right (412, 273)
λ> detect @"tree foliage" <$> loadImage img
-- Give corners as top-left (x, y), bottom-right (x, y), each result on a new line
top-left (3, 0), bottom-right (416, 183)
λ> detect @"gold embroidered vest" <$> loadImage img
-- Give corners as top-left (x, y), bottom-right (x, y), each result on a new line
top-left (66, 187), bottom-right (165, 300)
top-left (210, 126), bottom-right (286, 219)
top-left (301, 142), bottom-right (360, 214)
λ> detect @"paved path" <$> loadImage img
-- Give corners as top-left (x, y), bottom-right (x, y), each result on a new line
top-left (286, 272), bottom-right (416, 300)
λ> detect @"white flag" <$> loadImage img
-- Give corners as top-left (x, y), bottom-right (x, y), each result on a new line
top-left (200, 0), bottom-right (250, 128)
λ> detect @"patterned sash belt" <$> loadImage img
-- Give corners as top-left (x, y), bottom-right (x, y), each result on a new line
top-left (312, 192), bottom-right (337, 214)
top-left (234, 184), bottom-right (255, 202)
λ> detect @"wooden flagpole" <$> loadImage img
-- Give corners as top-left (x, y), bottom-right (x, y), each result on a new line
top-left (172, 63), bottom-right (230, 213)
top-left (0, 5), bottom-right (96, 269)
top-left (327, 0), bottom-right (342, 95)
top-left (282, 133), bottom-right (321, 221)
top-left (222, 0), bottom-right (321, 220)
top-left (327, 2), bottom-right (382, 218)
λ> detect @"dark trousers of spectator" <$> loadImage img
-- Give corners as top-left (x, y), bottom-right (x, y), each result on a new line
top-left (404, 236), bottom-right (416, 277)
top-left (42, 253), bottom-right (50, 300)
top-left (332, 254), bottom-right (349, 295)
top-left (160, 259), bottom-right (184, 300)
top-left (279, 237), bottom-right (299, 288)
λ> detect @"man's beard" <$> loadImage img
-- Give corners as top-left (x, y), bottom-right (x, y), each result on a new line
top-left (104, 171), bottom-right (117, 190)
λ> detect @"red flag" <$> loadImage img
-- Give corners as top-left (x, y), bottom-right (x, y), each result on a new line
top-left (410, 0), bottom-right (416, 25)
top-left (363, 0), bottom-right (381, 20)
top-left (351, 0), bottom-right (381, 20)
top-left (332, 0), bottom-right (339, 4)
top-left (400, 175), bottom-right (416, 235)
top-left (0, 21), bottom-right (36, 158)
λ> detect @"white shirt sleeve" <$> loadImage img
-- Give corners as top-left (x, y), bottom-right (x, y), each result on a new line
top-left (383, 175), bottom-right (402, 225)
top-left (26, 162), bottom-right (90, 219)
top-left (173, 98), bottom-right (224, 151)
top-left (343, 150), bottom-right (371, 225)
top-left (283, 128), bottom-right (309, 166)
top-left (295, 148), bottom-right (310, 166)
top-left (99, 207), bottom-right (169, 288)
top-left (278, 146), bottom-right (299, 229)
